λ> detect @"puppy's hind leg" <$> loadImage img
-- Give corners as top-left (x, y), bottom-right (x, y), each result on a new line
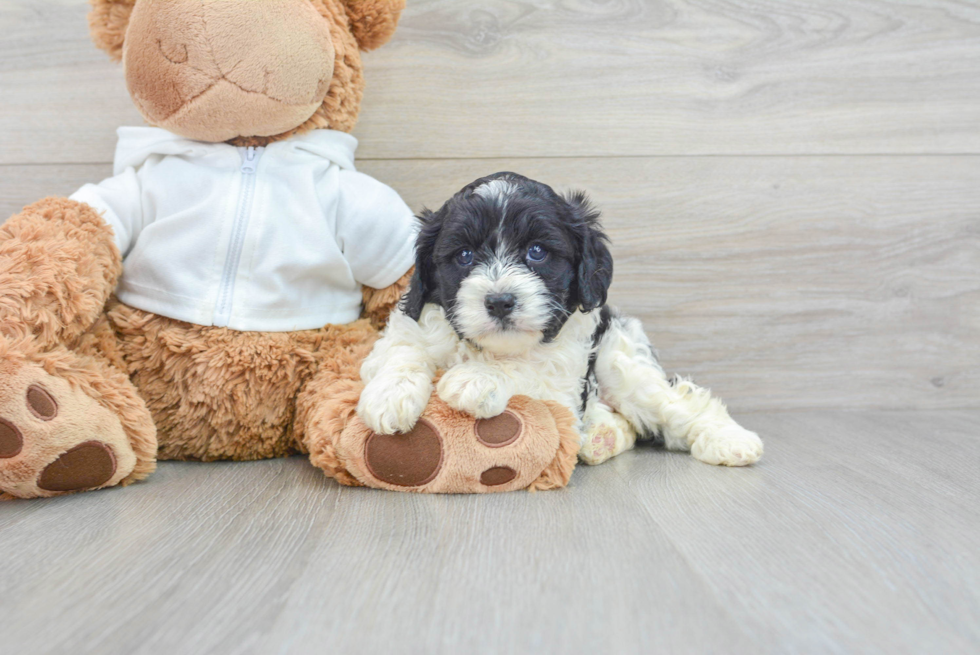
top-left (579, 401), bottom-right (637, 466)
top-left (594, 315), bottom-right (763, 467)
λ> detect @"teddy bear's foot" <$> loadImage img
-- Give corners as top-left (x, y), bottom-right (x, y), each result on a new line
top-left (332, 395), bottom-right (579, 493)
top-left (360, 412), bottom-right (528, 489)
top-left (0, 361), bottom-right (138, 498)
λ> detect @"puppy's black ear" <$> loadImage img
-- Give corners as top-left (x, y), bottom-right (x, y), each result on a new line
top-left (566, 191), bottom-right (613, 312)
top-left (400, 208), bottom-right (442, 321)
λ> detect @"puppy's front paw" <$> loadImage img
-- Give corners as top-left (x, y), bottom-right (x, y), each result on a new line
top-left (357, 373), bottom-right (432, 435)
top-left (437, 367), bottom-right (512, 419)
top-left (691, 425), bottom-right (763, 467)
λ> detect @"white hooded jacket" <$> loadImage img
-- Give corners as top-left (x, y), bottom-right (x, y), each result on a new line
top-left (71, 127), bottom-right (417, 332)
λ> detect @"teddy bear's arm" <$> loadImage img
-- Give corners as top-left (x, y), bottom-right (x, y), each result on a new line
top-left (361, 266), bottom-right (413, 329)
top-left (0, 198), bottom-right (122, 349)
top-left (335, 170), bottom-right (417, 328)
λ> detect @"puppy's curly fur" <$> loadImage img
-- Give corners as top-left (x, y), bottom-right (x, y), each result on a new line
top-left (360, 173), bottom-right (764, 467)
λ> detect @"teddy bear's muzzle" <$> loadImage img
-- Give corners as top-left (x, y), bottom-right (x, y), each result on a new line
top-left (122, 0), bottom-right (336, 143)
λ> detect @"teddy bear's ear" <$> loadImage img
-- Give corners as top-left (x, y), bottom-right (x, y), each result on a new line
top-left (340, 0), bottom-right (406, 51)
top-left (88, 0), bottom-right (137, 61)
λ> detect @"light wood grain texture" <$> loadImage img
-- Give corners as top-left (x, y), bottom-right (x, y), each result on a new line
top-left (3, 157), bottom-right (977, 411)
top-left (2, 0), bottom-right (980, 164)
top-left (0, 410), bottom-right (977, 654)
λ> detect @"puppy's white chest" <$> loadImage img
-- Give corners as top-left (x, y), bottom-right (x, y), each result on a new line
top-left (448, 311), bottom-right (596, 409)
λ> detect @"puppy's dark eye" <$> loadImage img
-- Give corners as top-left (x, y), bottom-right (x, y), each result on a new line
top-left (526, 244), bottom-right (548, 263)
top-left (456, 249), bottom-right (475, 266)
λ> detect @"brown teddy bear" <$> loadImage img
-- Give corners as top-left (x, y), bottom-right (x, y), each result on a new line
top-left (0, 0), bottom-right (578, 499)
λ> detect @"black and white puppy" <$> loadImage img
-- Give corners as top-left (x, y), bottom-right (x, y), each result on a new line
top-left (358, 173), bottom-right (762, 466)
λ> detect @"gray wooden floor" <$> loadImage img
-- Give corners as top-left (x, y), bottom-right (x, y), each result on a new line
top-left (1, 410), bottom-right (978, 654)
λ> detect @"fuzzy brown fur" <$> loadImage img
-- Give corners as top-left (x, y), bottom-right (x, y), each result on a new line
top-left (0, 334), bottom-right (157, 496)
top-left (299, 376), bottom-right (368, 487)
top-left (110, 302), bottom-right (379, 462)
top-left (0, 198), bottom-right (121, 349)
top-left (87, 0), bottom-right (135, 61)
top-left (342, 0), bottom-right (406, 51)
top-left (362, 268), bottom-right (413, 329)
top-left (0, 0), bottom-right (579, 498)
top-left (89, 0), bottom-right (402, 144)
top-left (299, 359), bottom-right (580, 493)
top-left (527, 401), bottom-right (581, 491)
top-left (303, 377), bottom-right (580, 493)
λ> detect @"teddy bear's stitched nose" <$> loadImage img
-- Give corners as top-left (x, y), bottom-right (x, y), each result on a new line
top-left (124, 0), bottom-right (336, 142)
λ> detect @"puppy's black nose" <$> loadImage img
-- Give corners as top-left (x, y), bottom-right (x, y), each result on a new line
top-left (485, 293), bottom-right (517, 319)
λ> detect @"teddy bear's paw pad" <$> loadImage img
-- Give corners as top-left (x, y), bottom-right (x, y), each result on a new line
top-left (0, 419), bottom-right (24, 459)
top-left (475, 411), bottom-right (523, 448)
top-left (0, 386), bottom-right (58, 460)
top-left (480, 466), bottom-right (517, 487)
top-left (0, 364), bottom-right (136, 498)
top-left (364, 419), bottom-right (444, 487)
top-left (37, 441), bottom-right (117, 492)
top-left (26, 385), bottom-right (58, 420)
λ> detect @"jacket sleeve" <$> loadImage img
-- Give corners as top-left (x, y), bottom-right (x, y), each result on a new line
top-left (335, 170), bottom-right (417, 290)
top-left (69, 167), bottom-right (145, 256)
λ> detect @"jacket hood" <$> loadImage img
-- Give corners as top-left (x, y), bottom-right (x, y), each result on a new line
top-left (113, 127), bottom-right (358, 175)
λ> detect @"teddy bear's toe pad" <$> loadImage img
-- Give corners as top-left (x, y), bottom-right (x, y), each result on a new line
top-left (0, 363), bottom-right (136, 498)
top-left (475, 412), bottom-right (522, 447)
top-left (364, 420), bottom-right (443, 487)
top-left (480, 466), bottom-right (517, 486)
top-left (0, 419), bottom-right (24, 458)
top-left (37, 441), bottom-right (117, 492)
top-left (26, 385), bottom-right (58, 420)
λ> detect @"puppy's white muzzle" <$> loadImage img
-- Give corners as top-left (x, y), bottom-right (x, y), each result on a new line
top-left (454, 259), bottom-right (552, 354)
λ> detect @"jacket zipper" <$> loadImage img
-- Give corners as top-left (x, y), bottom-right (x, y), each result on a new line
top-left (213, 146), bottom-right (263, 327)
